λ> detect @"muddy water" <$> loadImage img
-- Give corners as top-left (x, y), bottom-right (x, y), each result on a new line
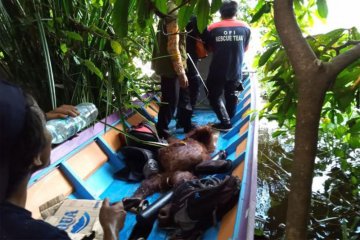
top-left (255, 118), bottom-right (360, 239)
top-left (255, 119), bottom-right (292, 239)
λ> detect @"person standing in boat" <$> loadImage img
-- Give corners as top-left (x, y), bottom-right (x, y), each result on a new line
top-left (176, 16), bottom-right (205, 132)
top-left (203, 0), bottom-right (251, 131)
top-left (151, 1), bottom-right (192, 138)
top-left (0, 79), bottom-right (126, 240)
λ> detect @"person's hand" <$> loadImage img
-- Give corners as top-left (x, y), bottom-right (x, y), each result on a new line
top-left (99, 198), bottom-right (126, 240)
top-left (45, 105), bottom-right (79, 120)
top-left (178, 73), bottom-right (189, 88)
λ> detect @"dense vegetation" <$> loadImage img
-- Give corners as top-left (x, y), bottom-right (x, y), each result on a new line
top-left (0, 0), bottom-right (158, 115)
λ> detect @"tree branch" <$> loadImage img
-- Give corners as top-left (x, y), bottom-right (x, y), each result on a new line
top-left (329, 43), bottom-right (360, 76)
top-left (274, 0), bottom-right (317, 76)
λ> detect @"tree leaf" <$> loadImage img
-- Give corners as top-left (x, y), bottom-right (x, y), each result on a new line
top-left (280, 93), bottom-right (293, 115)
top-left (210, 0), bottom-right (222, 14)
top-left (178, 1), bottom-right (196, 30)
top-left (84, 60), bottom-right (103, 80)
top-left (89, 25), bottom-right (110, 38)
top-left (65, 31), bottom-right (83, 41)
top-left (334, 125), bottom-right (348, 139)
top-left (195, 0), bottom-right (210, 33)
top-left (334, 148), bottom-right (346, 158)
top-left (350, 27), bottom-right (360, 39)
top-left (111, 40), bottom-right (122, 54)
top-left (349, 134), bottom-right (360, 148)
top-left (269, 88), bottom-right (282, 102)
top-left (60, 43), bottom-right (68, 53)
top-left (334, 88), bottom-right (355, 112)
top-left (266, 50), bottom-right (286, 72)
top-left (136, 0), bottom-right (151, 28)
top-left (112, 0), bottom-right (130, 38)
top-left (272, 129), bottom-right (286, 138)
top-left (349, 120), bottom-right (360, 134)
top-left (250, 2), bottom-right (271, 23)
top-left (259, 45), bottom-right (278, 67)
top-left (316, 0), bottom-right (328, 18)
top-left (155, 0), bottom-right (167, 14)
top-left (316, 28), bottom-right (345, 49)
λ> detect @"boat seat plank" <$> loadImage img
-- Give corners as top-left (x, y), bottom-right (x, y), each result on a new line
top-left (66, 142), bottom-right (108, 180)
top-left (127, 112), bottom-right (149, 125)
top-left (102, 123), bottom-right (126, 152)
top-left (26, 169), bottom-right (74, 219)
top-left (149, 101), bottom-right (160, 113)
top-left (144, 105), bottom-right (158, 118)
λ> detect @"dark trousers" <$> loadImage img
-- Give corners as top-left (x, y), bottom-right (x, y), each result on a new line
top-left (186, 57), bottom-right (201, 108)
top-left (177, 57), bottom-right (201, 128)
top-left (156, 76), bottom-right (179, 137)
top-left (188, 74), bottom-right (201, 108)
top-left (177, 74), bottom-right (201, 127)
top-left (207, 79), bottom-right (239, 125)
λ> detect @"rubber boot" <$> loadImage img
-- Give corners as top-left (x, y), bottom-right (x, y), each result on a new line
top-left (225, 96), bottom-right (238, 119)
top-left (177, 107), bottom-right (194, 133)
top-left (209, 98), bottom-right (231, 126)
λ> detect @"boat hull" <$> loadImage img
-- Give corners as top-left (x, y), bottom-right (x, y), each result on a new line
top-left (27, 76), bottom-right (258, 240)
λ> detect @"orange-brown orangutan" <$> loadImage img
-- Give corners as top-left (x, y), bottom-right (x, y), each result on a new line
top-left (132, 126), bottom-right (216, 200)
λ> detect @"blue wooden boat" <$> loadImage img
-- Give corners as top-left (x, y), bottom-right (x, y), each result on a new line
top-left (26, 75), bottom-right (258, 240)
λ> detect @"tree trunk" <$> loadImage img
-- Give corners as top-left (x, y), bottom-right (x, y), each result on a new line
top-left (285, 73), bottom-right (328, 239)
top-left (273, 0), bottom-right (360, 238)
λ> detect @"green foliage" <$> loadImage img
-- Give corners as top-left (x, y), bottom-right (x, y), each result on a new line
top-left (178, 1), bottom-right (196, 30)
top-left (257, 6), bottom-right (360, 154)
top-left (316, 0), bottom-right (328, 18)
top-left (112, 0), bottom-right (130, 38)
top-left (0, 0), bottom-right (156, 117)
top-left (136, 0), bottom-right (152, 28)
top-left (210, 0), bottom-right (222, 14)
top-left (251, 1), bottom-right (271, 23)
top-left (154, 0), bottom-right (167, 14)
top-left (195, 0), bottom-right (210, 33)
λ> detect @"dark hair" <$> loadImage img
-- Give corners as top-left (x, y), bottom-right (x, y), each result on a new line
top-left (2, 94), bottom-right (47, 200)
top-left (220, 1), bottom-right (238, 19)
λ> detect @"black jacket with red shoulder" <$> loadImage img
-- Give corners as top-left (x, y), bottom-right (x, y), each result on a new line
top-left (204, 19), bottom-right (251, 82)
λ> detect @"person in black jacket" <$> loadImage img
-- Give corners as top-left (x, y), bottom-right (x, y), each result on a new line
top-left (204, 1), bottom-right (251, 131)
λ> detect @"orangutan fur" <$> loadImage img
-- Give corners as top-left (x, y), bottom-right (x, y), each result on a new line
top-left (132, 126), bottom-right (216, 199)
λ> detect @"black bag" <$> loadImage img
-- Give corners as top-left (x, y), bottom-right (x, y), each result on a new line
top-left (114, 146), bottom-right (159, 182)
top-left (194, 159), bottom-right (232, 175)
top-left (126, 121), bottom-right (166, 151)
top-left (158, 174), bottom-right (241, 239)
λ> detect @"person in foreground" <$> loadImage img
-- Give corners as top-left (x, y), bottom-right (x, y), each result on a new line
top-left (0, 79), bottom-right (126, 240)
top-left (204, 0), bottom-right (251, 131)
